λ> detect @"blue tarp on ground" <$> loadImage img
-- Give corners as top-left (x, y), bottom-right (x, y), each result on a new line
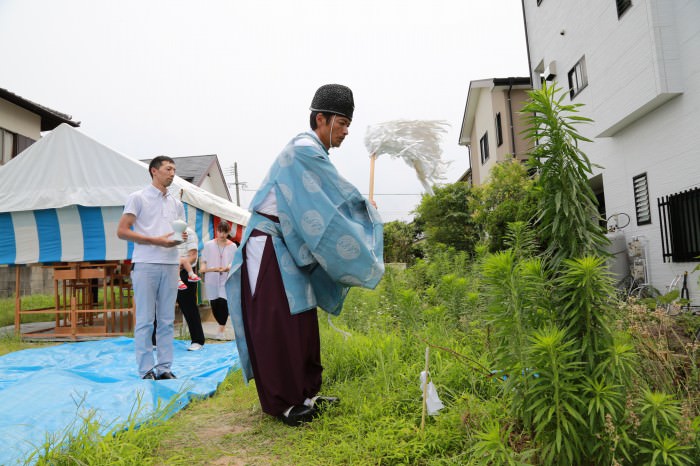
top-left (0, 337), bottom-right (239, 465)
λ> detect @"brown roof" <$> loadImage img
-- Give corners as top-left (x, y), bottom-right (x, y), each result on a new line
top-left (0, 87), bottom-right (79, 131)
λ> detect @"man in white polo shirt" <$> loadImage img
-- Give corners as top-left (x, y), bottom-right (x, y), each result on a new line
top-left (117, 155), bottom-right (185, 380)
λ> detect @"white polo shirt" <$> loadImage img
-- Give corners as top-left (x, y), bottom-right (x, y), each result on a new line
top-left (123, 184), bottom-right (184, 264)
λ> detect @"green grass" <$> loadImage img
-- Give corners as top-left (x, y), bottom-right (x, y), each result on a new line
top-left (0, 331), bottom-right (57, 356)
top-left (0, 294), bottom-right (56, 327)
top-left (2, 250), bottom-right (698, 465)
top-left (28, 393), bottom-right (181, 466)
top-left (3, 316), bottom-right (485, 465)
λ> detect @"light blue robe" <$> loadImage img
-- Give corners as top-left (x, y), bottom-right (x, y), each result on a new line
top-left (225, 131), bottom-right (385, 381)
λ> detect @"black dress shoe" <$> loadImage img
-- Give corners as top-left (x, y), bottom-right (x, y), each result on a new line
top-left (142, 370), bottom-right (156, 380)
top-left (311, 395), bottom-right (340, 409)
top-left (157, 371), bottom-right (177, 380)
top-left (277, 405), bottom-right (315, 427)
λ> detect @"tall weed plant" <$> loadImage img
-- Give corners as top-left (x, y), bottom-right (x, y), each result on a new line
top-left (522, 82), bottom-right (608, 270)
top-left (475, 84), bottom-right (699, 465)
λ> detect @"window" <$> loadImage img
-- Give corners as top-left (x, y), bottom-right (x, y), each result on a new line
top-left (0, 129), bottom-right (14, 166)
top-left (495, 113), bottom-right (503, 147)
top-left (616, 0), bottom-right (632, 18)
top-left (568, 57), bottom-right (588, 99)
top-left (658, 187), bottom-right (700, 263)
top-left (479, 132), bottom-right (489, 164)
top-left (633, 173), bottom-right (651, 225)
top-left (15, 134), bottom-right (33, 155)
top-left (0, 128), bottom-right (34, 166)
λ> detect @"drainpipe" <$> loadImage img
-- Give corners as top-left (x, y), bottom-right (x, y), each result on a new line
top-left (507, 77), bottom-right (517, 159)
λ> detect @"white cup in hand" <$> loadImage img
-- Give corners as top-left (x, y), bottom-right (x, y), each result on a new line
top-left (171, 219), bottom-right (187, 243)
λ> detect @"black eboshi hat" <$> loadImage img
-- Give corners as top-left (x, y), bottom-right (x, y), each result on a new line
top-left (309, 84), bottom-right (354, 120)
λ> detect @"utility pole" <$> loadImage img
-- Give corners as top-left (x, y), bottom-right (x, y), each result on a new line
top-left (233, 162), bottom-right (241, 207)
top-left (225, 163), bottom-right (244, 206)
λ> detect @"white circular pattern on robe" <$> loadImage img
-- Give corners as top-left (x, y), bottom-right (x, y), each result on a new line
top-left (339, 275), bottom-right (363, 286)
top-left (298, 244), bottom-right (313, 264)
top-left (313, 252), bottom-right (327, 270)
top-left (279, 183), bottom-right (293, 204)
top-left (280, 251), bottom-right (300, 275)
top-left (278, 212), bottom-right (293, 236)
top-left (302, 170), bottom-right (322, 193)
top-left (301, 210), bottom-right (324, 236)
top-left (278, 150), bottom-right (294, 167)
top-left (336, 235), bottom-right (361, 260)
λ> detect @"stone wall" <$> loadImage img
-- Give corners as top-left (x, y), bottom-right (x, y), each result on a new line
top-left (0, 265), bottom-right (54, 298)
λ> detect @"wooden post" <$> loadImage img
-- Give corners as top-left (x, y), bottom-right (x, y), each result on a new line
top-left (14, 265), bottom-right (21, 336)
top-left (369, 152), bottom-right (377, 203)
top-left (421, 346), bottom-right (429, 432)
top-left (70, 296), bottom-right (77, 340)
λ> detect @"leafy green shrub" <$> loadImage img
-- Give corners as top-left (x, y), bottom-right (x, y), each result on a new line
top-left (413, 182), bottom-right (479, 253)
top-left (470, 157), bottom-right (540, 253)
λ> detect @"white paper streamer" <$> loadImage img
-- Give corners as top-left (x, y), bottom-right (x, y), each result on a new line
top-left (420, 370), bottom-right (445, 415)
top-left (364, 120), bottom-right (450, 195)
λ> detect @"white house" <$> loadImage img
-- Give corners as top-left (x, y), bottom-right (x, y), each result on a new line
top-left (522, 0), bottom-right (700, 303)
top-left (458, 77), bottom-right (532, 187)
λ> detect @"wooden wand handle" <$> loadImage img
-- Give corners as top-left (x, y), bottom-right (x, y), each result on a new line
top-left (369, 152), bottom-right (376, 203)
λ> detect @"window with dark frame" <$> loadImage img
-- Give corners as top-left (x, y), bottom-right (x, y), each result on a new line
top-left (568, 57), bottom-right (588, 99)
top-left (495, 113), bottom-right (503, 147)
top-left (0, 128), bottom-right (34, 166)
top-left (479, 132), bottom-right (489, 164)
top-left (658, 187), bottom-right (700, 263)
top-left (14, 134), bottom-right (33, 156)
top-left (616, 0), bottom-right (632, 18)
top-left (633, 173), bottom-right (651, 225)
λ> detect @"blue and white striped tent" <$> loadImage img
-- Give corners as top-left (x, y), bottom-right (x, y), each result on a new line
top-left (0, 204), bottom-right (217, 265)
top-left (0, 124), bottom-right (249, 265)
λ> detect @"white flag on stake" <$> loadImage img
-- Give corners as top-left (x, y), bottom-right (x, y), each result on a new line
top-left (420, 370), bottom-right (445, 416)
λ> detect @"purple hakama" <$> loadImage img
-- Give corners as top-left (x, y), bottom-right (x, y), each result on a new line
top-left (241, 233), bottom-right (322, 416)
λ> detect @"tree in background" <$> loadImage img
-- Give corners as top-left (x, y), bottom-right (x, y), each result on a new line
top-left (470, 157), bottom-right (540, 253)
top-left (413, 181), bottom-right (479, 253)
top-left (383, 220), bottom-right (422, 265)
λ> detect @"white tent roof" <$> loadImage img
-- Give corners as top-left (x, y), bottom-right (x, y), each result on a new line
top-left (0, 123), bottom-right (249, 226)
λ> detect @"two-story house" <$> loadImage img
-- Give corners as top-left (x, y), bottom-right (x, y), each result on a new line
top-left (458, 77), bottom-right (532, 186)
top-left (0, 87), bottom-right (78, 297)
top-left (0, 87), bottom-right (78, 167)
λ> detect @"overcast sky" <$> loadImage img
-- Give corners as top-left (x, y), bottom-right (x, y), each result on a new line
top-left (0, 0), bottom-right (528, 222)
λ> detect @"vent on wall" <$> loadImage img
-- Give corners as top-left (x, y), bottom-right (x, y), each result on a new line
top-left (544, 61), bottom-right (557, 81)
top-left (633, 173), bottom-right (651, 225)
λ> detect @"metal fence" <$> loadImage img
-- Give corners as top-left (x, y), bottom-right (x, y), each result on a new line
top-left (658, 186), bottom-right (700, 262)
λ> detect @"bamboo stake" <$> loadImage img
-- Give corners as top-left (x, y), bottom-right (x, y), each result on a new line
top-left (421, 346), bottom-right (429, 432)
top-left (368, 152), bottom-right (377, 203)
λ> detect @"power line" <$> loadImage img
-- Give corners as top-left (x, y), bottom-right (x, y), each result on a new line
top-left (361, 193), bottom-right (423, 196)
top-left (241, 187), bottom-right (423, 197)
